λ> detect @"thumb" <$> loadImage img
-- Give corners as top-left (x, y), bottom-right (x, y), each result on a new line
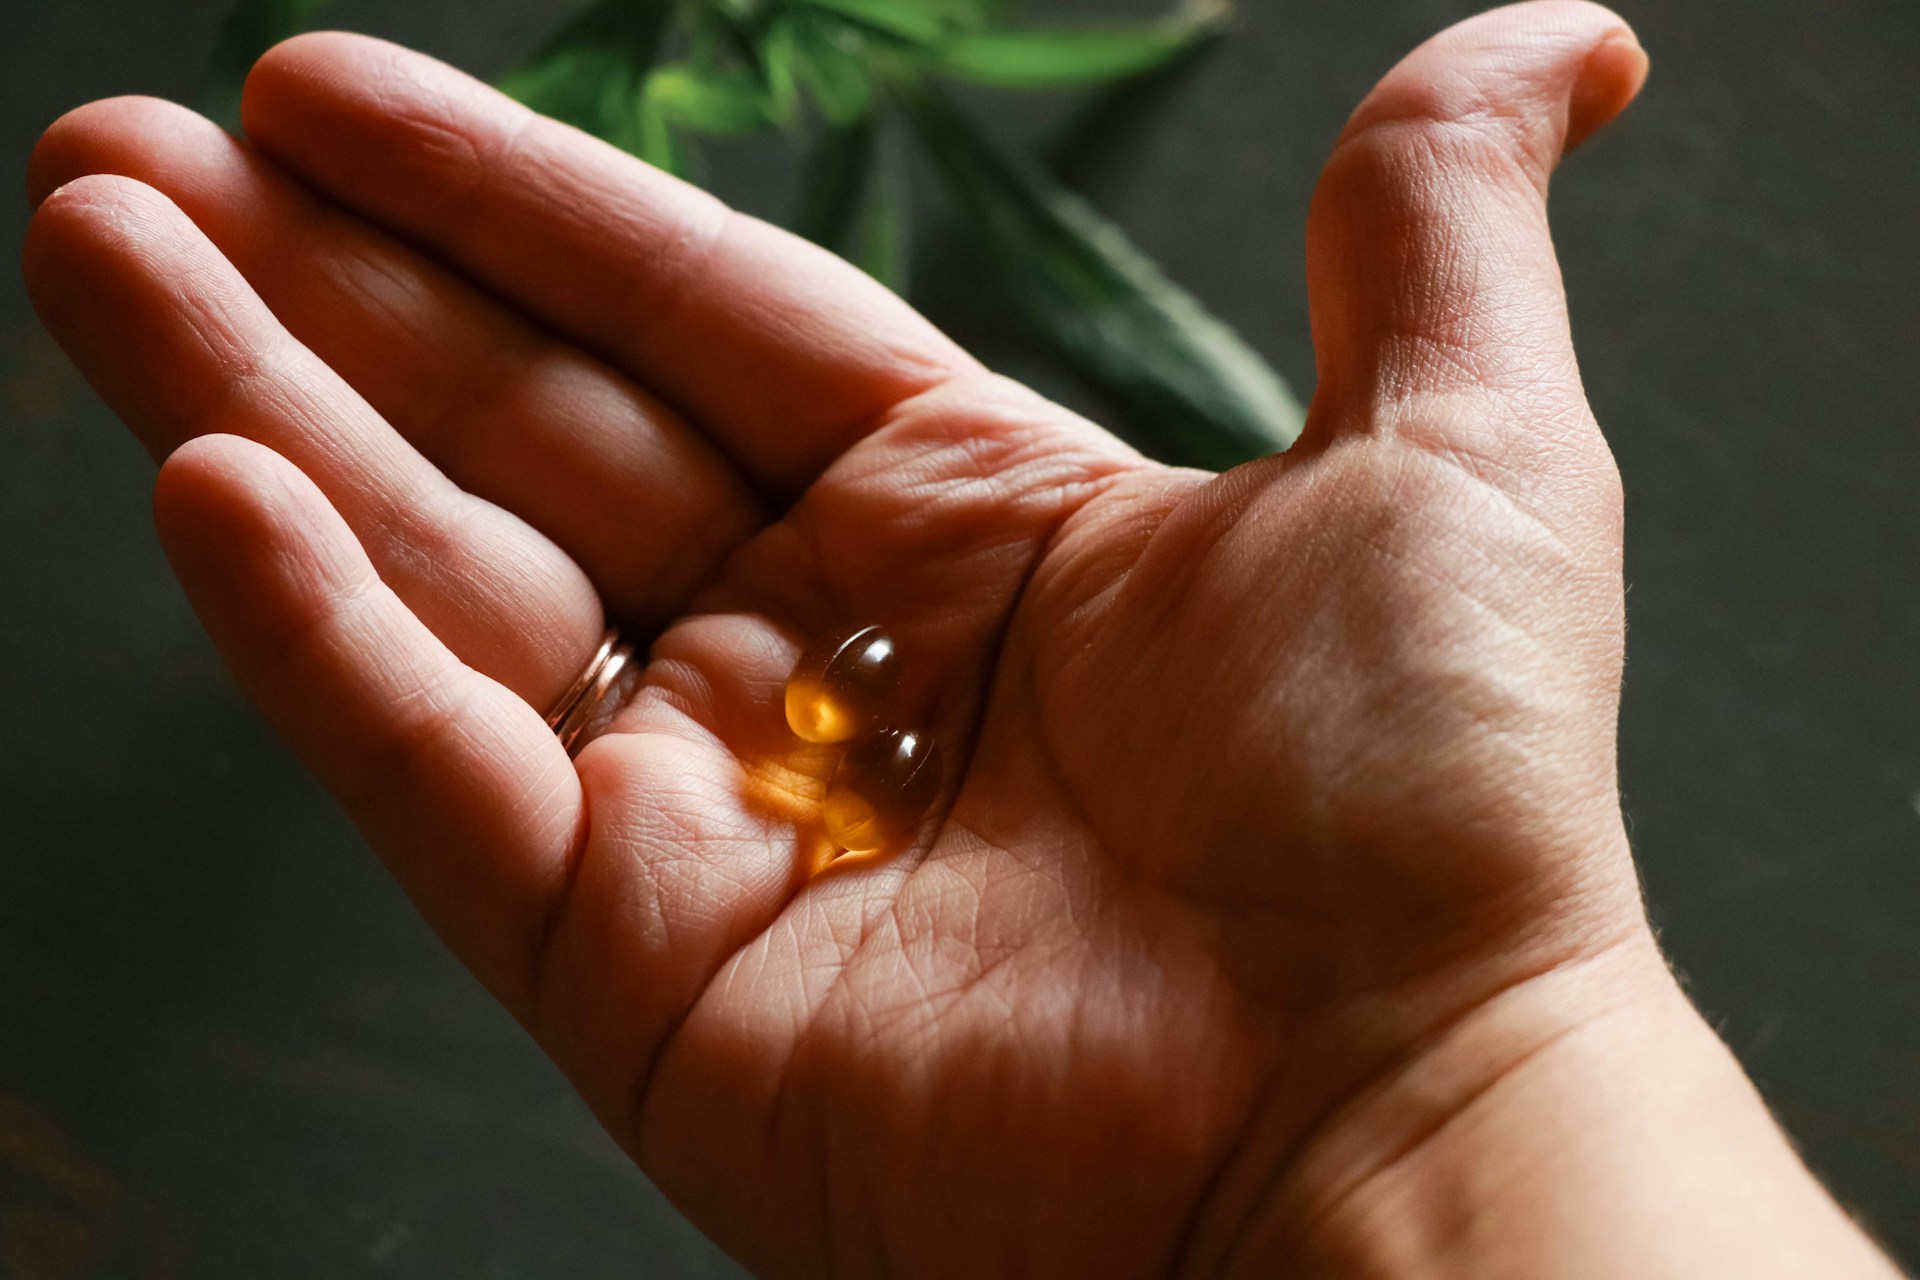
top-left (1303, 1), bottom-right (1647, 503)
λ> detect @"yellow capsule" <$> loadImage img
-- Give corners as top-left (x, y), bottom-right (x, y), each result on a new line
top-left (823, 729), bottom-right (941, 853)
top-left (784, 625), bottom-right (901, 744)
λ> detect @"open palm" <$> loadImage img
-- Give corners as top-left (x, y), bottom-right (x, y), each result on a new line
top-left (26, 4), bottom-right (1659, 1273)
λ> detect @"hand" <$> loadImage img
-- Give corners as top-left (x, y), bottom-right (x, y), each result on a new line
top-left (22, 3), bottom-right (1899, 1275)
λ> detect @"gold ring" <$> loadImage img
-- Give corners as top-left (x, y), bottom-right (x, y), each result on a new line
top-left (546, 628), bottom-right (637, 756)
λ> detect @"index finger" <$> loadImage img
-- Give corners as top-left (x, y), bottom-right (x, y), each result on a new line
top-left (241, 32), bottom-right (979, 499)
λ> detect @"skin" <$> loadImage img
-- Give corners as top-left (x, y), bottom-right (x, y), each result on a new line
top-left (21, 2), bottom-right (1904, 1275)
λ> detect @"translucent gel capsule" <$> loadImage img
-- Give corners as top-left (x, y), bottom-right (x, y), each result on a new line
top-left (823, 729), bottom-right (941, 853)
top-left (784, 625), bottom-right (901, 744)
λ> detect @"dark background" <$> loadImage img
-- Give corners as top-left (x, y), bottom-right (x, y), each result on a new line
top-left (2, 0), bottom-right (1916, 1274)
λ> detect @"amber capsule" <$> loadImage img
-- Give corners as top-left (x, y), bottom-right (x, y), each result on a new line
top-left (823, 729), bottom-right (942, 853)
top-left (784, 625), bottom-right (901, 744)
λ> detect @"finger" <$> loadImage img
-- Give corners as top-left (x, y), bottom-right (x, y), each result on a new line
top-left (28, 97), bottom-right (763, 626)
top-left (152, 433), bottom-right (581, 1018)
top-left (24, 173), bottom-right (598, 704)
top-left (241, 32), bottom-right (981, 498)
top-left (1304, 0), bottom-right (1647, 493)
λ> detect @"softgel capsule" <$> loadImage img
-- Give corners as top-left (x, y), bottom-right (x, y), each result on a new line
top-left (784, 625), bottom-right (939, 853)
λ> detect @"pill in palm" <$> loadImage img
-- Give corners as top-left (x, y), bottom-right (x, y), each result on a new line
top-left (784, 625), bottom-right (902, 744)
top-left (823, 729), bottom-right (942, 853)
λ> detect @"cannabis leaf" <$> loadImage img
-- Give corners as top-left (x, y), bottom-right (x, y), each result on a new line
top-left (902, 80), bottom-right (1300, 464)
top-left (204, 0), bottom-right (1303, 464)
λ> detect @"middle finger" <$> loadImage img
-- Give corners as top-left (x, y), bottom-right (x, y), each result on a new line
top-left (29, 96), bottom-right (765, 628)
top-left (25, 173), bottom-right (594, 706)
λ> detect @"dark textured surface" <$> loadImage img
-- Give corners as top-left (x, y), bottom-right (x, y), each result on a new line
top-left (2, 0), bottom-right (1916, 1273)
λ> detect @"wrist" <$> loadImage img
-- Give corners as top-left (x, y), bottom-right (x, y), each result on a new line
top-left (1237, 939), bottom-right (1900, 1279)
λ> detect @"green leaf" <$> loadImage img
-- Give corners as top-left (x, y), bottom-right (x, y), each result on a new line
top-left (799, 0), bottom-right (953, 46)
top-left (791, 16), bottom-right (874, 125)
top-left (683, 6), bottom-right (802, 126)
top-left (497, 0), bottom-right (676, 153)
top-left (856, 119), bottom-right (912, 292)
top-left (883, 0), bottom-right (996, 23)
top-left (647, 64), bottom-right (775, 134)
top-left (756, 16), bottom-right (805, 126)
top-left (634, 90), bottom-right (699, 177)
top-left (932, 19), bottom-right (1219, 90)
top-left (704, 0), bottom-right (763, 24)
top-left (789, 116), bottom-right (911, 293)
top-left (200, 0), bottom-right (335, 129)
top-left (900, 82), bottom-right (1301, 467)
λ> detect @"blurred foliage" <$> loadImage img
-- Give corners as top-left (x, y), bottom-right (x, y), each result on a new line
top-left (204, 0), bottom-right (1301, 465)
